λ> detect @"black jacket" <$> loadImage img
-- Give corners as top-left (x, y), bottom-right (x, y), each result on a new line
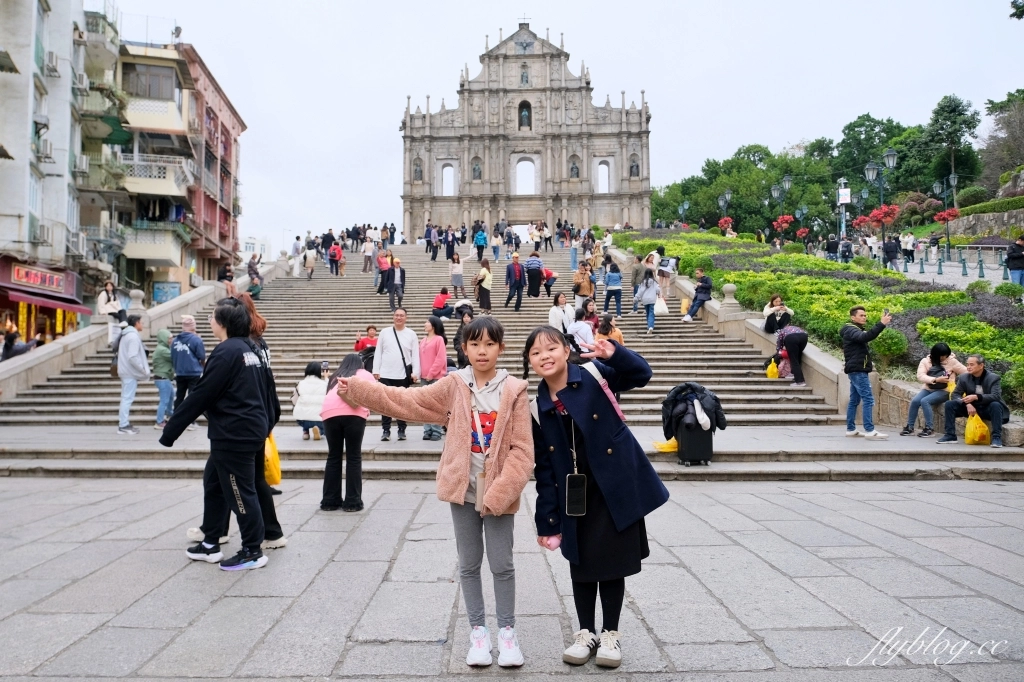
top-left (882, 240), bottom-right (901, 261)
top-left (840, 321), bottom-right (886, 374)
top-left (952, 368), bottom-right (1011, 423)
top-left (826, 239), bottom-right (840, 254)
top-left (693, 275), bottom-right (713, 301)
top-left (662, 382), bottom-right (727, 438)
top-left (1007, 242), bottom-right (1024, 271)
top-left (384, 266), bottom-right (406, 292)
top-left (160, 337), bottom-right (281, 451)
top-left (321, 232), bottom-right (335, 251)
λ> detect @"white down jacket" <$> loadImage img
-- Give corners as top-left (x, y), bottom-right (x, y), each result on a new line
top-left (291, 375), bottom-right (328, 421)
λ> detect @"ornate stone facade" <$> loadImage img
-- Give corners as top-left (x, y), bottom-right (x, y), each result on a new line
top-left (400, 23), bottom-right (652, 235)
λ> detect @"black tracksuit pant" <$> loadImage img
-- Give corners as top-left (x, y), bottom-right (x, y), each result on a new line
top-left (201, 446), bottom-right (283, 547)
top-left (174, 375), bottom-right (201, 411)
top-left (322, 415), bottom-right (366, 508)
top-left (783, 332), bottom-right (808, 384)
top-left (379, 377), bottom-right (411, 433)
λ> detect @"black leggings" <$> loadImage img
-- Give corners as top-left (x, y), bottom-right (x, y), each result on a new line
top-left (572, 578), bottom-right (625, 633)
top-left (322, 415), bottom-right (365, 508)
top-left (783, 332), bottom-right (808, 384)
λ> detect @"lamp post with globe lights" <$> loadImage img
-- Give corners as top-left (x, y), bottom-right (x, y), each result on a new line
top-left (933, 175), bottom-right (958, 259)
top-left (717, 190), bottom-right (732, 220)
top-left (864, 147), bottom-right (898, 207)
top-left (677, 200), bottom-right (689, 225)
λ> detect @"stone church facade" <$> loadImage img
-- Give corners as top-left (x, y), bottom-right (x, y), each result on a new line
top-left (400, 23), bottom-right (652, 235)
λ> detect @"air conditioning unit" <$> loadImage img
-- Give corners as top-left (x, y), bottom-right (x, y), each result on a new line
top-left (67, 230), bottom-right (87, 257)
top-left (190, 273), bottom-right (203, 288)
top-left (74, 71), bottom-right (89, 91)
top-left (31, 222), bottom-right (52, 245)
top-left (45, 50), bottom-right (59, 75)
top-left (37, 138), bottom-right (53, 160)
top-left (74, 154), bottom-right (89, 174)
top-left (186, 158), bottom-right (197, 175)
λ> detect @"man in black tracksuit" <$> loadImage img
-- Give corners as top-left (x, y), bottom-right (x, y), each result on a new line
top-left (160, 298), bottom-right (281, 570)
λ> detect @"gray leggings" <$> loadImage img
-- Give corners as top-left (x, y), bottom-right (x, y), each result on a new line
top-left (450, 502), bottom-right (516, 628)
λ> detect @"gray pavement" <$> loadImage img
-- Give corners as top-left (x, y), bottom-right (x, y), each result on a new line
top-left (1, 478), bottom-right (1024, 680)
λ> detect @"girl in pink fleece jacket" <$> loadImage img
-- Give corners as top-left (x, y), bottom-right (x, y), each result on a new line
top-left (337, 317), bottom-right (533, 669)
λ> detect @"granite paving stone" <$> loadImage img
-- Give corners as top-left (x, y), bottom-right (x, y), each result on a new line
top-left (413, 498), bottom-right (454, 524)
top-left (897, 492), bottom-right (1018, 514)
top-left (623, 564), bottom-right (754, 644)
top-left (970, 512), bottom-right (1024, 529)
top-left (795, 577), bottom-right (994, 665)
top-left (941, 662), bottom-right (1024, 681)
top-left (98, 500), bottom-right (202, 540)
top-left (32, 550), bottom-right (189, 614)
top-left (0, 542), bottom-right (79, 581)
top-left (227, 530), bottom-right (345, 597)
top-left (0, 612), bottom-right (111, 675)
top-left (353, 581), bottom-right (458, 642)
top-left (240, 560), bottom-right (389, 677)
top-left (22, 540), bottom-right (143, 581)
top-left (726, 531), bottom-right (848, 577)
top-left (950, 526), bottom-right (1024, 556)
top-left (663, 642), bottom-right (775, 672)
top-left (0, 578), bottom-right (68, 620)
top-left (375, 492), bottom-right (426, 510)
top-left (813, 515), bottom-right (966, 566)
top-left (138, 597), bottom-right (291, 677)
top-left (672, 494), bottom-right (765, 531)
top-left (913, 537), bottom-right (1024, 584)
top-left (831, 558), bottom-right (976, 597)
top-left (391, 538), bottom-right (457, 582)
top-left (337, 507), bottom-right (415, 562)
top-left (405, 523), bottom-right (456, 541)
top-left (759, 520), bottom-right (866, 547)
top-left (644, 503), bottom-right (732, 546)
top-left (298, 509), bottom-right (364, 532)
top-left (840, 511), bottom-right (957, 538)
top-left (759, 629), bottom-right (907, 667)
top-left (727, 502), bottom-right (808, 521)
top-left (37, 626), bottom-right (177, 677)
top-left (865, 500), bottom-right (1003, 527)
top-left (110, 561), bottom-right (244, 629)
top-left (929, 565), bottom-right (1024, 611)
top-left (341, 642), bottom-right (446, 677)
top-left (904, 597), bottom-right (1024, 662)
top-left (674, 545), bottom-right (850, 630)
top-left (809, 546), bottom-right (895, 559)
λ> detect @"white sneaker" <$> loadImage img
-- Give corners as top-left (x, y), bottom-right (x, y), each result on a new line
top-left (845, 430), bottom-right (863, 437)
top-left (563, 629), bottom-right (598, 665)
top-left (497, 626), bottom-right (524, 667)
top-left (261, 537), bottom-right (288, 549)
top-left (186, 527), bottom-right (229, 544)
top-left (863, 430), bottom-right (889, 440)
top-left (466, 625), bottom-right (492, 666)
top-left (596, 630), bottom-right (622, 668)
top-left (683, 314), bottom-right (693, 322)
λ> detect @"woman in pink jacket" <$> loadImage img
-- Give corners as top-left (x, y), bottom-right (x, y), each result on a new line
top-left (320, 354), bottom-right (374, 511)
top-left (420, 316), bottom-right (449, 440)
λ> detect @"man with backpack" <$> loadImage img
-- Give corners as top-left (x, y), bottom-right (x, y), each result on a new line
top-left (839, 237), bottom-right (854, 263)
top-left (172, 315), bottom-right (206, 431)
top-left (328, 241), bottom-right (344, 277)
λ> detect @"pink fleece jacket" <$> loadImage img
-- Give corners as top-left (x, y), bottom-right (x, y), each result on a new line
top-left (420, 334), bottom-right (448, 381)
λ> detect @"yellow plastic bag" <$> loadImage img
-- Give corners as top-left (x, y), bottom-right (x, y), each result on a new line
top-left (653, 437), bottom-right (678, 453)
top-left (964, 414), bottom-right (991, 446)
top-left (766, 359), bottom-right (779, 379)
top-left (679, 297), bottom-right (692, 314)
top-left (265, 432), bottom-right (282, 485)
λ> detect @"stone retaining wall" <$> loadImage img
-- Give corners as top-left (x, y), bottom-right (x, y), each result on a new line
top-left (947, 207), bottom-right (1024, 238)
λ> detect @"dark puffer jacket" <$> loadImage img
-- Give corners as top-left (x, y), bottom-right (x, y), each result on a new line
top-left (840, 321), bottom-right (886, 374)
top-left (662, 382), bottom-right (727, 438)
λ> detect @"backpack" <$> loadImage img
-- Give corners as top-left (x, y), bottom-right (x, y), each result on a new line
top-left (358, 346), bottom-right (375, 372)
top-left (841, 241), bottom-right (853, 257)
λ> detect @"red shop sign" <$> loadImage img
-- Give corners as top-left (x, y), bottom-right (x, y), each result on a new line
top-left (12, 264), bottom-right (65, 293)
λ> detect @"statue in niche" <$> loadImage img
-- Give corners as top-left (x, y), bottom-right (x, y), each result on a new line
top-left (413, 160), bottom-right (423, 181)
top-left (630, 159), bottom-right (640, 178)
top-left (520, 65), bottom-right (529, 85)
top-left (472, 162), bottom-right (482, 180)
top-left (520, 107), bottom-right (530, 128)
top-left (570, 161), bottom-right (579, 179)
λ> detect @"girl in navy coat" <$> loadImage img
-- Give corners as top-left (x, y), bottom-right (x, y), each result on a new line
top-left (524, 326), bottom-right (669, 669)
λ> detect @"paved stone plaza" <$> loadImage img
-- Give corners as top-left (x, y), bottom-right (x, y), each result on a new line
top-left (2, 478), bottom-right (1024, 680)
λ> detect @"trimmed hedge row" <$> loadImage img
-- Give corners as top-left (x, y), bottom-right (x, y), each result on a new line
top-left (957, 194), bottom-right (1024, 217)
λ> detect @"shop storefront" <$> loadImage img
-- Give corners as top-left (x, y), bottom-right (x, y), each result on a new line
top-left (0, 257), bottom-right (92, 340)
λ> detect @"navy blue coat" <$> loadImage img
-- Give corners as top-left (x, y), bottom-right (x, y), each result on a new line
top-left (533, 344), bottom-right (670, 565)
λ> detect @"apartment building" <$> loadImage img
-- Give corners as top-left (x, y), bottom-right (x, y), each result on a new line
top-left (0, 0), bottom-right (246, 336)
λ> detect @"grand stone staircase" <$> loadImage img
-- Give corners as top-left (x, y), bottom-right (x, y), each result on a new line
top-left (0, 243), bottom-right (838, 430)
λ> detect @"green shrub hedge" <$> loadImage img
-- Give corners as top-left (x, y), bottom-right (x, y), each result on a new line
top-left (957, 195), bottom-right (1024, 217)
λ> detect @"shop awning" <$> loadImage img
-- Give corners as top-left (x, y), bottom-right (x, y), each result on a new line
top-left (3, 289), bottom-right (92, 316)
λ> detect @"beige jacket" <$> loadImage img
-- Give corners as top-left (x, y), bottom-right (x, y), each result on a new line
top-left (916, 354), bottom-right (968, 390)
top-left (347, 373), bottom-right (534, 515)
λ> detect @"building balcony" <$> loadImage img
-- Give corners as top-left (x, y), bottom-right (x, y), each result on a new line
top-left (80, 84), bottom-right (130, 145)
top-left (125, 98), bottom-right (185, 134)
top-left (202, 169), bottom-right (219, 198)
top-left (121, 220), bottom-right (191, 267)
top-left (122, 154), bottom-right (195, 198)
top-left (76, 150), bottom-right (127, 192)
top-left (84, 8), bottom-right (119, 70)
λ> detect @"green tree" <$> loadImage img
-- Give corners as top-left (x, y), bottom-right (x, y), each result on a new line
top-left (924, 95), bottom-right (982, 207)
top-left (929, 145), bottom-right (982, 189)
top-left (985, 89), bottom-right (1024, 115)
top-left (805, 137), bottom-right (836, 163)
top-left (835, 113), bottom-right (907, 181)
top-left (1012, 0), bottom-right (1024, 19)
top-left (887, 126), bottom-right (936, 194)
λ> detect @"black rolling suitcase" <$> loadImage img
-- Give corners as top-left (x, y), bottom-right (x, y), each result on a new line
top-left (676, 423), bottom-right (713, 466)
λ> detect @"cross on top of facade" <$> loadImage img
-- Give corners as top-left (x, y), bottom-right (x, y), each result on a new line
top-left (518, 14), bottom-right (531, 24)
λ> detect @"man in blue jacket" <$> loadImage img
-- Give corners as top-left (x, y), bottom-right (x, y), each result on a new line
top-left (171, 315), bottom-right (206, 431)
top-left (504, 252), bottom-right (527, 311)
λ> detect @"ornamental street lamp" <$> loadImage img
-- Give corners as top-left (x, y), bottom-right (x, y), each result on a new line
top-left (677, 200), bottom-right (689, 224)
top-left (770, 174), bottom-right (793, 216)
top-left (933, 174), bottom-right (958, 259)
top-left (794, 204), bottom-right (809, 229)
top-left (718, 191), bottom-right (731, 219)
top-left (864, 147), bottom-right (897, 244)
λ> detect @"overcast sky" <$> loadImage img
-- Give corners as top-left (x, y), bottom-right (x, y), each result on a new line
top-left (114, 0), bottom-right (1022, 253)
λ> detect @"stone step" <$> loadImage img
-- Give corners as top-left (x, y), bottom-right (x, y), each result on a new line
top-left (3, 457), bottom-right (1022, 481)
